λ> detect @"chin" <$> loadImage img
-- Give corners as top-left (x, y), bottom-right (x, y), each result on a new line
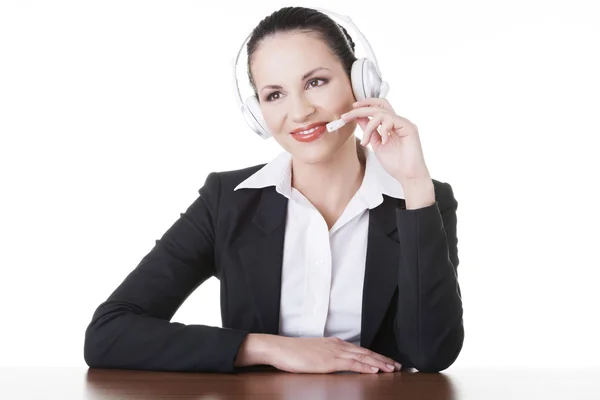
top-left (291, 137), bottom-right (355, 165)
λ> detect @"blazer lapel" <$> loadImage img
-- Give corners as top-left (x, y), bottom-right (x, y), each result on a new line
top-left (360, 195), bottom-right (406, 349)
top-left (238, 186), bottom-right (287, 335)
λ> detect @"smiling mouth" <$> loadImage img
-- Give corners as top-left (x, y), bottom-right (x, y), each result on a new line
top-left (290, 124), bottom-right (328, 143)
top-left (293, 125), bottom-right (325, 135)
top-left (289, 121), bottom-right (329, 135)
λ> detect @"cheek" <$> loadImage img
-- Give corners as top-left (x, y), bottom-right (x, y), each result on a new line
top-left (260, 107), bottom-right (285, 131)
top-left (328, 95), bottom-right (354, 117)
top-left (317, 97), bottom-right (353, 119)
top-left (331, 103), bottom-right (354, 121)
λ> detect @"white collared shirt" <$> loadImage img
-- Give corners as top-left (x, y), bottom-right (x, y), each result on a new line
top-left (234, 147), bottom-right (404, 345)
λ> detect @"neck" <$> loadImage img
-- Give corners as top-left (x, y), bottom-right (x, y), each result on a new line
top-left (291, 136), bottom-right (366, 212)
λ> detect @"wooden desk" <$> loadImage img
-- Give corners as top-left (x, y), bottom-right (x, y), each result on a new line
top-left (0, 367), bottom-right (597, 399)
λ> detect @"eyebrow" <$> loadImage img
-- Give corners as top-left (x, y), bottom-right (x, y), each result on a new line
top-left (260, 67), bottom-right (331, 93)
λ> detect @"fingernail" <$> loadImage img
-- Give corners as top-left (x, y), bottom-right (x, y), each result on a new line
top-left (395, 362), bottom-right (402, 370)
top-left (386, 364), bottom-right (395, 370)
top-left (371, 367), bottom-right (379, 372)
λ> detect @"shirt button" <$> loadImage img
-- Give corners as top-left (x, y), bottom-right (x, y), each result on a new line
top-left (315, 259), bottom-right (323, 266)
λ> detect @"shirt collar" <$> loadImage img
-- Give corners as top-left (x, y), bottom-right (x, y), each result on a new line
top-left (233, 147), bottom-right (404, 209)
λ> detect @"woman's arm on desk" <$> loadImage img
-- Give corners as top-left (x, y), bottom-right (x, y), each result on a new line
top-left (84, 172), bottom-right (250, 373)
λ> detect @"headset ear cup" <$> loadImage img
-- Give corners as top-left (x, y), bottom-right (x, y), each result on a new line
top-left (351, 58), bottom-right (368, 101)
top-left (243, 95), bottom-right (271, 139)
top-left (378, 81), bottom-right (390, 98)
top-left (351, 58), bottom-right (384, 100)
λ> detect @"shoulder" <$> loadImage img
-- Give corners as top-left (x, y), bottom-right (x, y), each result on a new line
top-left (194, 163), bottom-right (270, 231)
top-left (198, 162), bottom-right (268, 203)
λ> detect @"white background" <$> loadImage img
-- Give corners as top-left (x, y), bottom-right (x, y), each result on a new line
top-left (1, 0), bottom-right (599, 369)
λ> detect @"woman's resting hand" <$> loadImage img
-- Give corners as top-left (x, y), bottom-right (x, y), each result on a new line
top-left (235, 334), bottom-right (402, 374)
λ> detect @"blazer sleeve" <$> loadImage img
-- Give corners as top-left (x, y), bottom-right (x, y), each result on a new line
top-left (84, 172), bottom-right (250, 373)
top-left (394, 181), bottom-right (464, 373)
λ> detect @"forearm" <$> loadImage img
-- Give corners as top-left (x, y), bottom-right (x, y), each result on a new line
top-left (394, 201), bottom-right (464, 372)
top-left (84, 302), bottom-right (250, 373)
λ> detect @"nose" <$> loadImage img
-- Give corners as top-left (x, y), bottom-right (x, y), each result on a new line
top-left (289, 93), bottom-right (317, 122)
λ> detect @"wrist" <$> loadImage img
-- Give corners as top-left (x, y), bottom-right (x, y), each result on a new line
top-left (234, 333), bottom-right (280, 367)
top-left (400, 178), bottom-right (435, 210)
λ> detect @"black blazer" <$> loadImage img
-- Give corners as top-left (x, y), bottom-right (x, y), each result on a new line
top-left (84, 163), bottom-right (464, 373)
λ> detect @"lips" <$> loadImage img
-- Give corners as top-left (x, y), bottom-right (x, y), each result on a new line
top-left (290, 124), bottom-right (327, 143)
top-left (290, 122), bottom-right (329, 135)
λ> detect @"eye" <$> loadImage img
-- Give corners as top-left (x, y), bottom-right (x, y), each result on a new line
top-left (308, 78), bottom-right (328, 88)
top-left (266, 91), bottom-right (281, 102)
top-left (265, 78), bottom-right (329, 102)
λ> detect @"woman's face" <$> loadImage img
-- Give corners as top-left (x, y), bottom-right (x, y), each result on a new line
top-left (250, 31), bottom-right (358, 163)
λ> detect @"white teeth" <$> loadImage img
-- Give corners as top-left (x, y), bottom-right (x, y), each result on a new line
top-left (296, 126), bottom-right (322, 135)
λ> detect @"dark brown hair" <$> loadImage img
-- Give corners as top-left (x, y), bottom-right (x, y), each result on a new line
top-left (246, 6), bottom-right (357, 100)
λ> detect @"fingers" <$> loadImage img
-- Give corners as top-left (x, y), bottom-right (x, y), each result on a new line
top-left (369, 127), bottom-right (383, 149)
top-left (378, 126), bottom-right (390, 145)
top-left (334, 357), bottom-right (380, 374)
top-left (361, 115), bottom-right (385, 146)
top-left (372, 116), bottom-right (396, 145)
top-left (342, 106), bottom-right (388, 123)
top-left (380, 119), bottom-right (394, 145)
top-left (359, 118), bottom-right (409, 148)
top-left (353, 98), bottom-right (396, 113)
top-left (343, 343), bottom-right (401, 370)
top-left (353, 113), bottom-right (397, 146)
top-left (338, 351), bottom-right (396, 373)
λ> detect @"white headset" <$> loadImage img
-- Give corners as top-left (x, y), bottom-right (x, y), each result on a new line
top-left (231, 7), bottom-right (390, 140)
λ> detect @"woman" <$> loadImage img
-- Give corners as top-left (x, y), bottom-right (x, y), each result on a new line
top-left (84, 6), bottom-right (463, 375)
